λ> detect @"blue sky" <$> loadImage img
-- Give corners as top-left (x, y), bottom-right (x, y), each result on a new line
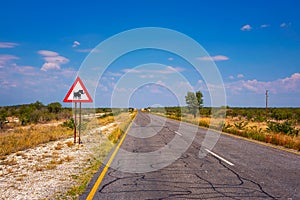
top-left (0, 0), bottom-right (299, 107)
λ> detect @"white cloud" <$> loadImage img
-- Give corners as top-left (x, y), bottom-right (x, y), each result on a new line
top-left (0, 54), bottom-right (19, 63)
top-left (155, 80), bottom-right (166, 86)
top-left (280, 22), bottom-right (291, 28)
top-left (75, 48), bottom-right (100, 53)
top-left (72, 41), bottom-right (80, 48)
top-left (197, 55), bottom-right (229, 61)
top-left (57, 67), bottom-right (77, 78)
top-left (139, 74), bottom-right (155, 79)
top-left (260, 24), bottom-right (270, 28)
top-left (0, 62), bottom-right (73, 90)
top-left (114, 87), bottom-right (127, 93)
top-left (38, 50), bottom-right (69, 71)
top-left (163, 66), bottom-right (185, 74)
top-left (178, 81), bottom-right (194, 92)
top-left (0, 42), bottom-right (19, 48)
top-left (98, 84), bottom-right (108, 92)
top-left (226, 73), bottom-right (300, 94)
top-left (0, 80), bottom-right (17, 89)
top-left (41, 62), bottom-right (60, 71)
top-left (237, 74), bottom-right (244, 78)
top-left (280, 23), bottom-right (286, 28)
top-left (229, 74), bottom-right (244, 80)
top-left (240, 24), bottom-right (252, 31)
top-left (150, 88), bottom-right (163, 94)
top-left (122, 66), bottom-right (185, 74)
top-left (11, 64), bottom-right (38, 76)
top-left (0, 54), bottom-right (19, 67)
top-left (38, 50), bottom-right (59, 57)
top-left (43, 55), bottom-right (69, 64)
top-left (105, 71), bottom-right (122, 77)
top-left (0, 53), bottom-right (77, 105)
top-left (122, 68), bottom-right (141, 73)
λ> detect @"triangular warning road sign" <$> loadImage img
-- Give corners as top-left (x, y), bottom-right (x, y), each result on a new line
top-left (63, 77), bottom-right (93, 103)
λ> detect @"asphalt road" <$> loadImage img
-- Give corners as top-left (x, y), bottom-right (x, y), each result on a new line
top-left (81, 112), bottom-right (300, 199)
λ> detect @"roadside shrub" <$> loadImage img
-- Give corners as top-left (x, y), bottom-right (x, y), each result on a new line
top-left (62, 119), bottom-right (75, 130)
top-left (267, 121), bottom-right (298, 136)
top-left (222, 123), bottom-right (232, 131)
top-left (234, 121), bottom-right (248, 130)
top-left (108, 128), bottom-right (123, 144)
top-left (294, 140), bottom-right (300, 150)
top-left (108, 111), bottom-right (137, 144)
top-left (97, 112), bottom-right (113, 119)
top-left (198, 120), bottom-right (209, 128)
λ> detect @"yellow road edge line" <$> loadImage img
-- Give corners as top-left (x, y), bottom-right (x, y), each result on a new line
top-left (86, 114), bottom-right (136, 200)
top-left (152, 113), bottom-right (300, 156)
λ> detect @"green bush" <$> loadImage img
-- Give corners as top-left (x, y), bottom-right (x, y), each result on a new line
top-left (267, 121), bottom-right (298, 136)
top-left (62, 119), bottom-right (75, 130)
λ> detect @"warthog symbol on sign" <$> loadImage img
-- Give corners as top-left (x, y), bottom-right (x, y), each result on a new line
top-left (73, 90), bottom-right (84, 99)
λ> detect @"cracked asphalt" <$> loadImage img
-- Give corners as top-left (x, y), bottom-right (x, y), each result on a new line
top-left (81, 112), bottom-right (300, 199)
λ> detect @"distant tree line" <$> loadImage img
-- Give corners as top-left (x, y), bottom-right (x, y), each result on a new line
top-left (0, 101), bottom-right (72, 126)
top-left (226, 107), bottom-right (300, 122)
top-left (150, 106), bottom-right (300, 122)
top-left (0, 102), bottom-right (136, 128)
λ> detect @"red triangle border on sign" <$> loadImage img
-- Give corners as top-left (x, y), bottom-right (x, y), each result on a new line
top-left (63, 77), bottom-right (93, 103)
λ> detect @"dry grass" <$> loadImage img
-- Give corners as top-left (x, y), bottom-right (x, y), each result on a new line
top-left (32, 154), bottom-right (74, 173)
top-left (0, 155), bottom-right (7, 160)
top-left (78, 115), bottom-right (117, 137)
top-left (45, 163), bottom-right (57, 170)
top-left (34, 164), bottom-right (44, 172)
top-left (63, 155), bottom-right (74, 162)
top-left (41, 153), bottom-right (52, 159)
top-left (222, 117), bottom-right (300, 150)
top-left (54, 142), bottom-right (64, 150)
top-left (52, 151), bottom-right (59, 159)
top-left (108, 112), bottom-right (137, 143)
top-left (225, 116), bottom-right (268, 130)
top-left (7, 168), bottom-right (13, 173)
top-left (1, 158), bottom-right (17, 166)
top-left (60, 115), bottom-right (127, 198)
top-left (15, 152), bottom-right (26, 157)
top-left (65, 140), bottom-right (74, 147)
top-left (158, 112), bottom-right (300, 151)
top-left (0, 125), bottom-right (73, 156)
top-left (82, 112), bottom-right (136, 143)
top-left (98, 116), bottom-right (115, 126)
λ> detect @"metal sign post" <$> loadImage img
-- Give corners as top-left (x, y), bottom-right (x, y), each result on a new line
top-left (74, 102), bottom-right (77, 143)
top-left (79, 102), bottom-right (82, 144)
top-left (63, 77), bottom-right (93, 144)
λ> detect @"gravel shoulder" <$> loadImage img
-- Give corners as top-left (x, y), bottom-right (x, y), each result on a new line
top-left (0, 123), bottom-right (116, 200)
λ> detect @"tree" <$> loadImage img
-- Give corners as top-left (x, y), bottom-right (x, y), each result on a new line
top-left (196, 91), bottom-right (203, 107)
top-left (185, 91), bottom-right (203, 118)
top-left (47, 102), bottom-right (62, 113)
top-left (32, 101), bottom-right (44, 110)
top-left (0, 109), bottom-right (7, 129)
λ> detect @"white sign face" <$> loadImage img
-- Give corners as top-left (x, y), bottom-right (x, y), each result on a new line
top-left (63, 77), bottom-right (93, 103)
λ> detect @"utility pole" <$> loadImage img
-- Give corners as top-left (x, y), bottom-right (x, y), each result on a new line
top-left (265, 90), bottom-right (269, 119)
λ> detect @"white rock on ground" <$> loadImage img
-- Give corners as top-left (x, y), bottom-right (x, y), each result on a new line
top-left (0, 123), bottom-right (116, 200)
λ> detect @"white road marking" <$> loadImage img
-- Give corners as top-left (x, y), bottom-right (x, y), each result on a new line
top-left (175, 131), bottom-right (182, 136)
top-left (205, 149), bottom-right (234, 166)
